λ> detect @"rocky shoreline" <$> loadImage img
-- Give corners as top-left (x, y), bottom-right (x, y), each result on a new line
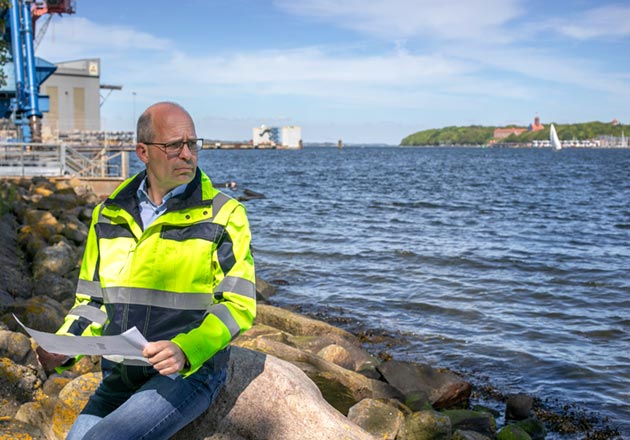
top-left (0, 177), bottom-right (621, 440)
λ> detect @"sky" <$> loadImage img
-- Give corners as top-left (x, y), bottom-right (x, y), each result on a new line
top-left (35, 0), bottom-right (630, 144)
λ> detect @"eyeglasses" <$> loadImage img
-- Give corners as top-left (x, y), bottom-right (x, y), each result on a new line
top-left (142, 138), bottom-right (204, 155)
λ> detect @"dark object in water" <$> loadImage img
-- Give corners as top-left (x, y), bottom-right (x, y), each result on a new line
top-left (238, 189), bottom-right (266, 202)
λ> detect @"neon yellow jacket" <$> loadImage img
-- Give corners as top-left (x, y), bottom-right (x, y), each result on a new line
top-left (57, 168), bottom-right (256, 375)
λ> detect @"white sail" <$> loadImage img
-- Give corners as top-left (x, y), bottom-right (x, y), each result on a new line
top-left (550, 124), bottom-right (562, 151)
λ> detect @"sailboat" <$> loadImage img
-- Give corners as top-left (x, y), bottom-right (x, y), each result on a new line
top-left (550, 124), bottom-right (562, 151)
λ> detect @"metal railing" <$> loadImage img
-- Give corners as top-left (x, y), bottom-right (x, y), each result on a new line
top-left (0, 142), bottom-right (130, 178)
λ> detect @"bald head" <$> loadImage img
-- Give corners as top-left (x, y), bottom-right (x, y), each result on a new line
top-left (137, 102), bottom-right (193, 143)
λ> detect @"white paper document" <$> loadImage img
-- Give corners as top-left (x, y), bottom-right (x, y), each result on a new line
top-left (14, 314), bottom-right (149, 360)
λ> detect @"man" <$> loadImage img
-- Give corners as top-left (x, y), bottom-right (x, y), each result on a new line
top-left (36, 102), bottom-right (256, 439)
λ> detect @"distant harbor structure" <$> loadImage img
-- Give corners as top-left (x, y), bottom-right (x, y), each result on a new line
top-left (252, 125), bottom-right (302, 149)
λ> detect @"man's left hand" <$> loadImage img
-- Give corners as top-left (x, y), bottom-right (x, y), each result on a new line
top-left (143, 341), bottom-right (188, 376)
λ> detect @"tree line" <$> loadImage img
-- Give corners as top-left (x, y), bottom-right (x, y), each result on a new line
top-left (400, 121), bottom-right (630, 146)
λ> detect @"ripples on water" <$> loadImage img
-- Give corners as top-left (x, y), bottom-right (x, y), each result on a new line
top-left (133, 146), bottom-right (630, 435)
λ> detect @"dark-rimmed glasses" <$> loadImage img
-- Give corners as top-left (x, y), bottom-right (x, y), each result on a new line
top-left (142, 138), bottom-right (203, 155)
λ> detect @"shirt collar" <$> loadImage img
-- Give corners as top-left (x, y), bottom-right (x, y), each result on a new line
top-left (136, 176), bottom-right (188, 208)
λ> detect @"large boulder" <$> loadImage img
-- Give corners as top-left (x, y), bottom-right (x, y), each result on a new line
top-left (32, 241), bottom-right (77, 279)
top-left (5, 296), bottom-right (68, 334)
top-left (51, 372), bottom-right (101, 440)
top-left (0, 329), bottom-right (39, 368)
top-left (255, 304), bottom-right (357, 341)
top-left (235, 334), bottom-right (402, 414)
top-left (173, 347), bottom-right (376, 440)
top-left (377, 360), bottom-right (472, 409)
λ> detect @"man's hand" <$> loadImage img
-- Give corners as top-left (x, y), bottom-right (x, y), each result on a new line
top-left (143, 341), bottom-right (188, 376)
top-left (36, 346), bottom-right (68, 372)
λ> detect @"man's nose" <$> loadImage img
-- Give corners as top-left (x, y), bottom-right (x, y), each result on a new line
top-left (179, 143), bottom-right (193, 159)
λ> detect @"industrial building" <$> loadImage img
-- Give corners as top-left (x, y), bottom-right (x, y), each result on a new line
top-left (40, 58), bottom-right (102, 139)
top-left (252, 125), bottom-right (302, 149)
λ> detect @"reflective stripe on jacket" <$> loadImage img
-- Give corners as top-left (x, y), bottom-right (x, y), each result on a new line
top-left (56, 168), bottom-right (256, 376)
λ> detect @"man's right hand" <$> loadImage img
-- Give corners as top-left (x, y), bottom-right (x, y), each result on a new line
top-left (36, 346), bottom-right (68, 372)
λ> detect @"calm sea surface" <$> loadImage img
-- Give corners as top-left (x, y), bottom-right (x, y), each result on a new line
top-left (132, 146), bottom-right (630, 435)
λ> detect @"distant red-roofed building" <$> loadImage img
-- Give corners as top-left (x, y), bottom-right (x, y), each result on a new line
top-left (493, 127), bottom-right (527, 139)
top-left (529, 115), bottom-right (544, 132)
top-left (612, 118), bottom-right (619, 125)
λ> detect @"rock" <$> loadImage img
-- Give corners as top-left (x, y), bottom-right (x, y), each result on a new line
top-left (0, 357), bottom-right (42, 404)
top-left (398, 409), bottom-right (452, 440)
top-left (234, 335), bottom-right (402, 414)
top-left (32, 241), bottom-right (77, 279)
top-left (76, 206), bottom-right (96, 224)
top-left (256, 304), bottom-right (357, 342)
top-left (287, 332), bottom-right (380, 372)
top-left (0, 395), bottom-right (21, 418)
top-left (404, 390), bottom-right (432, 412)
top-left (31, 273), bottom-right (76, 304)
top-left (497, 424), bottom-right (532, 440)
top-left (59, 213), bottom-right (89, 245)
top-left (453, 430), bottom-right (493, 440)
top-left (35, 193), bottom-right (82, 214)
top-left (17, 225), bottom-right (49, 262)
top-left (514, 418), bottom-right (546, 440)
top-left (317, 343), bottom-right (355, 370)
top-left (23, 209), bottom-right (61, 242)
top-left (442, 409), bottom-right (496, 438)
top-left (348, 398), bottom-right (405, 439)
top-left (255, 275), bottom-right (276, 302)
top-left (377, 360), bottom-right (472, 409)
top-left (6, 296), bottom-right (68, 333)
top-left (0, 418), bottom-right (45, 440)
top-left (42, 375), bottom-right (74, 397)
top-left (172, 347), bottom-right (376, 440)
top-left (506, 393), bottom-right (533, 421)
top-left (51, 372), bottom-right (101, 440)
top-left (235, 323), bottom-right (288, 343)
top-left (15, 398), bottom-right (57, 438)
top-left (33, 186), bottom-right (53, 197)
top-left (0, 329), bottom-right (39, 367)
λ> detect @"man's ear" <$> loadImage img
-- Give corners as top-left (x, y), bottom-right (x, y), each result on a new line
top-left (136, 143), bottom-right (149, 164)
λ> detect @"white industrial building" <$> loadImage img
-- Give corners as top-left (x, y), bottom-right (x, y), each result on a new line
top-left (252, 125), bottom-right (302, 149)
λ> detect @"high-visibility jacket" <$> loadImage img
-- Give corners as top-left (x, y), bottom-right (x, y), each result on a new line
top-left (56, 168), bottom-right (256, 376)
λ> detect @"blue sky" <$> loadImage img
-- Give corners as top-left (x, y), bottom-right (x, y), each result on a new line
top-left (36, 0), bottom-right (630, 144)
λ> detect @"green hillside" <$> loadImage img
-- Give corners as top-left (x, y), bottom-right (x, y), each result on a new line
top-left (400, 121), bottom-right (629, 146)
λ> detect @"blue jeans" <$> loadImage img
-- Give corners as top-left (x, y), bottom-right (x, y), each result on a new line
top-left (66, 348), bottom-right (229, 440)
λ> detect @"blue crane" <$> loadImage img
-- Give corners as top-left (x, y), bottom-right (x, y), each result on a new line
top-left (0, 0), bottom-right (74, 142)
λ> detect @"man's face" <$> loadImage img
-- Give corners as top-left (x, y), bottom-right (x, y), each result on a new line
top-left (137, 106), bottom-right (198, 197)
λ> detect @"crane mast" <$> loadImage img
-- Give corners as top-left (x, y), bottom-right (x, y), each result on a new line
top-left (1, 0), bottom-right (75, 142)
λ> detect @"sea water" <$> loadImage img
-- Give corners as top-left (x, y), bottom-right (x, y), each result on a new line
top-left (132, 146), bottom-right (630, 435)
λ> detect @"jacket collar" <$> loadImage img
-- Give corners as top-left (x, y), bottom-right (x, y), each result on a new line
top-left (104, 168), bottom-right (211, 217)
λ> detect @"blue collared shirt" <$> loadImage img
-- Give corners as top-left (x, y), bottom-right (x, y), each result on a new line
top-left (137, 177), bottom-right (188, 229)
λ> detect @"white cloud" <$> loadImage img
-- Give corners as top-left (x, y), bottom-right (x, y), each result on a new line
top-left (553, 5), bottom-right (630, 40)
top-left (274, 0), bottom-right (523, 41)
top-left (444, 44), bottom-right (630, 98)
top-left (36, 16), bottom-right (172, 61)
